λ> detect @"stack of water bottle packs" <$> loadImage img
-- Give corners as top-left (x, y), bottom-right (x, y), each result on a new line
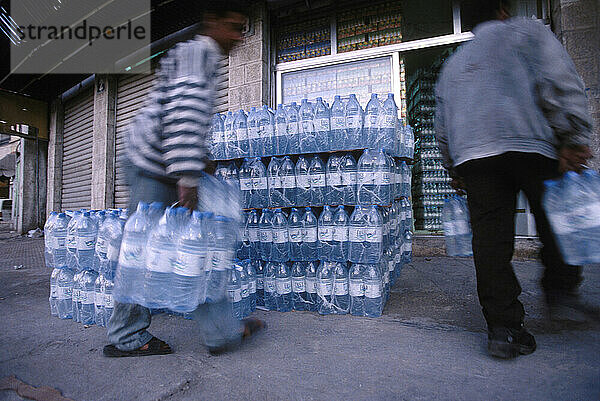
top-left (209, 93), bottom-right (413, 160)
top-left (45, 208), bottom-right (127, 327)
top-left (206, 92), bottom-right (415, 317)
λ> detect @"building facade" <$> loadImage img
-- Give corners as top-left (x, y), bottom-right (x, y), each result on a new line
top-left (44, 0), bottom-right (598, 235)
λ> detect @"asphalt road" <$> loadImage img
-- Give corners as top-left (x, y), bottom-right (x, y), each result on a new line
top-left (1, 238), bottom-right (598, 401)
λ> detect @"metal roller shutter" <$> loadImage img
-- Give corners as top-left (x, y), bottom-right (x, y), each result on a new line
top-left (113, 54), bottom-right (229, 208)
top-left (114, 72), bottom-right (157, 208)
top-left (214, 55), bottom-right (229, 114)
top-left (61, 90), bottom-right (94, 211)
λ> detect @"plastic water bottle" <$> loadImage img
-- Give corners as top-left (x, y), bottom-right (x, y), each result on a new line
top-left (57, 267), bottom-right (75, 319)
top-left (246, 210), bottom-right (260, 260)
top-left (275, 262), bottom-right (293, 312)
top-left (268, 158), bottom-right (284, 208)
top-left (239, 158), bottom-right (252, 208)
top-left (340, 154), bottom-right (357, 205)
top-left (242, 260), bottom-right (256, 315)
top-left (227, 266), bottom-right (243, 319)
top-left (401, 161), bottom-right (411, 197)
top-left (223, 111), bottom-right (236, 159)
top-left (402, 229), bottom-right (413, 264)
top-left (288, 208), bottom-right (303, 261)
top-left (259, 209), bottom-right (273, 261)
top-left (316, 261), bottom-right (334, 315)
top-left (349, 264), bottom-right (365, 316)
top-left (280, 156), bottom-right (297, 207)
top-left (364, 93), bottom-right (381, 149)
top-left (291, 261), bottom-right (307, 311)
top-left (349, 206), bottom-right (366, 263)
top-left (236, 262), bottom-right (250, 318)
top-left (234, 109), bottom-right (249, 157)
top-left (75, 211), bottom-right (97, 272)
top-left (314, 97), bottom-right (330, 152)
top-left (345, 94), bottom-right (363, 150)
top-left (271, 208), bottom-right (290, 262)
top-left (326, 154), bottom-right (344, 205)
top-left (374, 150), bottom-right (391, 205)
top-left (247, 107), bottom-right (259, 157)
top-left (254, 259), bottom-right (265, 307)
top-left (94, 273), bottom-right (105, 326)
top-left (49, 267), bottom-right (60, 316)
top-left (308, 156), bottom-right (326, 206)
top-left (50, 212), bottom-right (69, 269)
top-left (71, 270), bottom-right (83, 322)
top-left (330, 95), bottom-right (346, 151)
top-left (404, 125), bottom-right (414, 160)
top-left (331, 262), bottom-right (349, 314)
top-left (365, 206), bottom-right (383, 263)
top-left (363, 263), bottom-right (383, 317)
top-left (332, 206), bottom-right (349, 262)
top-left (274, 105), bottom-right (288, 155)
top-left (66, 211), bottom-right (82, 271)
top-left (211, 114), bottom-right (225, 160)
top-left (295, 156), bottom-right (311, 207)
top-left (80, 269), bottom-right (98, 325)
top-left (114, 202), bottom-right (150, 304)
top-left (205, 216), bottom-right (235, 304)
top-left (225, 162), bottom-right (239, 191)
top-left (263, 261), bottom-right (277, 310)
top-left (318, 205), bottom-right (335, 261)
top-left (105, 212), bottom-right (125, 281)
top-left (304, 260), bottom-right (318, 311)
top-left (442, 195), bottom-right (473, 257)
top-left (380, 94), bottom-right (397, 152)
top-left (169, 210), bottom-right (205, 311)
top-left (144, 207), bottom-right (181, 308)
top-left (258, 105), bottom-right (275, 157)
top-left (285, 102), bottom-right (301, 155)
top-left (357, 149), bottom-right (376, 205)
top-left (250, 158), bottom-right (268, 209)
top-left (299, 99), bottom-right (316, 153)
top-left (44, 212), bottom-right (58, 268)
top-left (301, 207), bottom-right (318, 261)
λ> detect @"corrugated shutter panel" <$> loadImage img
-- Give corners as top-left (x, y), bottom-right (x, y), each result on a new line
top-left (61, 89), bottom-right (94, 211)
top-left (215, 55), bottom-right (229, 113)
top-left (114, 72), bottom-right (157, 208)
top-left (113, 55), bottom-right (228, 208)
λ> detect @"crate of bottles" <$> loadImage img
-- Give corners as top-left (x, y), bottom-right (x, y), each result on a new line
top-left (207, 91), bottom-right (415, 317)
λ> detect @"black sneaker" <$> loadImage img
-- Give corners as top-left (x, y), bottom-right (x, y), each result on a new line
top-left (487, 326), bottom-right (536, 359)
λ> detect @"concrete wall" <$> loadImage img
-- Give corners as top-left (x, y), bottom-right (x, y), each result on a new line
top-left (552, 0), bottom-right (600, 169)
top-left (46, 100), bottom-right (63, 214)
top-left (228, 1), bottom-right (271, 111)
top-left (91, 75), bottom-right (117, 209)
top-left (17, 137), bottom-right (47, 234)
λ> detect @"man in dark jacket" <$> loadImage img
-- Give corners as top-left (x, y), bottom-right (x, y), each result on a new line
top-left (435, 0), bottom-right (593, 359)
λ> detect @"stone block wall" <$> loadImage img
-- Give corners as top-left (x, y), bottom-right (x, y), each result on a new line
top-left (553, 0), bottom-right (600, 168)
top-left (228, 1), bottom-right (270, 112)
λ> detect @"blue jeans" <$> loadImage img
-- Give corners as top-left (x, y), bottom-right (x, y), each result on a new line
top-left (106, 161), bottom-right (243, 350)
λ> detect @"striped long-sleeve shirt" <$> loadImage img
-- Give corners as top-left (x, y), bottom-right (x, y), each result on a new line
top-left (126, 35), bottom-right (222, 185)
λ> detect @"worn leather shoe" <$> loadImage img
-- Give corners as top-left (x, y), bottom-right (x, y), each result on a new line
top-left (487, 326), bottom-right (536, 359)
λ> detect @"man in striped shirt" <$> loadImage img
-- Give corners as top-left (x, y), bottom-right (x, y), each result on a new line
top-left (104, 2), bottom-right (265, 358)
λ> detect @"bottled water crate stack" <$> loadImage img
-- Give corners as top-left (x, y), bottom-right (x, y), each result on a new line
top-left (209, 92), bottom-right (415, 317)
top-left (45, 174), bottom-right (251, 326)
top-left (408, 66), bottom-right (452, 232)
top-left (45, 208), bottom-right (128, 326)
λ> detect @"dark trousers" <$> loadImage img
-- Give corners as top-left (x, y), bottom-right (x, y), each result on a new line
top-left (456, 152), bottom-right (582, 329)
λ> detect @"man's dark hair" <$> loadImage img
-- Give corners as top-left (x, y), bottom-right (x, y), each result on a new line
top-left (461, 0), bottom-right (513, 27)
top-left (203, 0), bottom-right (250, 17)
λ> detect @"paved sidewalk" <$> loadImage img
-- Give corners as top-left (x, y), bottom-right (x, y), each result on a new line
top-left (1, 238), bottom-right (598, 401)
